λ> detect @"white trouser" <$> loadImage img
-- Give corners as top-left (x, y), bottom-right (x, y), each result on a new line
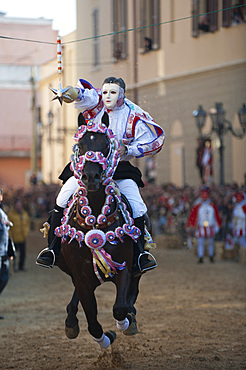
top-left (115, 179), bottom-right (147, 218)
top-left (234, 236), bottom-right (246, 248)
top-left (56, 176), bottom-right (147, 219)
top-left (197, 237), bottom-right (215, 258)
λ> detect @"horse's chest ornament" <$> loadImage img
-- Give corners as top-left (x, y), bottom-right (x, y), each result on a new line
top-left (54, 119), bottom-right (140, 280)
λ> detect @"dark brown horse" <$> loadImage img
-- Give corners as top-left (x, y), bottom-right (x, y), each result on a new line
top-left (56, 112), bottom-right (141, 349)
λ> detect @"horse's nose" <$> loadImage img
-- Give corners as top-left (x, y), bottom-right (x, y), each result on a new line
top-left (82, 172), bottom-right (101, 191)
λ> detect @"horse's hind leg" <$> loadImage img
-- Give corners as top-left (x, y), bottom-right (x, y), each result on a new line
top-left (123, 275), bottom-right (141, 336)
top-left (65, 289), bottom-right (80, 339)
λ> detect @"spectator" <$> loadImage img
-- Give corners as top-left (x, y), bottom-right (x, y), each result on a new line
top-left (0, 188), bottom-right (13, 319)
top-left (198, 14), bottom-right (210, 32)
top-left (8, 199), bottom-right (30, 272)
top-left (232, 191), bottom-right (246, 254)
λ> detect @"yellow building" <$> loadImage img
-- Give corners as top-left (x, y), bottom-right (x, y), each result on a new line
top-left (40, 0), bottom-right (246, 186)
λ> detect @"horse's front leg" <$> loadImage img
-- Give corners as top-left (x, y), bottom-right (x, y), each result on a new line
top-left (75, 281), bottom-right (116, 349)
top-left (113, 267), bottom-right (132, 332)
top-left (65, 289), bottom-right (80, 339)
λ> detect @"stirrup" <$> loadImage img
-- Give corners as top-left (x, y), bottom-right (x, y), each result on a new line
top-left (36, 248), bottom-right (55, 269)
top-left (137, 251), bottom-right (158, 272)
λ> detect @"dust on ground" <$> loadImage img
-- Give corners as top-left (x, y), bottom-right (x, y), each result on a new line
top-left (0, 231), bottom-right (245, 369)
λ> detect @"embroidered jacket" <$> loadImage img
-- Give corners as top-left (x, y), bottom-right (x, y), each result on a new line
top-left (186, 200), bottom-right (222, 238)
top-left (232, 200), bottom-right (246, 237)
top-left (74, 79), bottom-right (165, 160)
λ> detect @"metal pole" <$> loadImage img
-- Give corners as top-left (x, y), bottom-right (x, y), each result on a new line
top-left (31, 67), bottom-right (37, 174)
top-left (133, 0), bottom-right (138, 105)
top-left (219, 133), bottom-right (224, 185)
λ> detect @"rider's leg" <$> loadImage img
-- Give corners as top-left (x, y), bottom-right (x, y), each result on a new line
top-left (116, 179), bottom-right (157, 276)
top-left (36, 205), bottom-right (64, 268)
top-left (36, 176), bottom-right (79, 268)
top-left (133, 215), bottom-right (157, 276)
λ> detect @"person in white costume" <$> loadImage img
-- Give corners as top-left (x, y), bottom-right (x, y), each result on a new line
top-left (186, 187), bottom-right (222, 263)
top-left (37, 77), bottom-right (165, 276)
top-left (232, 192), bottom-right (246, 249)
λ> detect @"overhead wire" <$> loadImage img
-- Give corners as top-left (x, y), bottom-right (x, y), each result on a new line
top-left (0, 4), bottom-right (245, 46)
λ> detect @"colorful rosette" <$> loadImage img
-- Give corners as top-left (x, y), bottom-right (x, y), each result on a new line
top-left (123, 224), bottom-right (132, 235)
top-left (68, 227), bottom-right (77, 242)
top-left (87, 121), bottom-right (97, 131)
top-left (102, 205), bottom-right (111, 215)
top-left (98, 122), bottom-right (107, 133)
top-left (85, 215), bottom-right (96, 226)
top-left (115, 226), bottom-right (124, 242)
top-left (105, 184), bottom-right (115, 195)
top-left (106, 231), bottom-right (117, 244)
top-left (74, 125), bottom-right (87, 141)
top-left (79, 196), bottom-right (88, 207)
top-left (54, 226), bottom-right (63, 237)
top-left (85, 151), bottom-right (96, 161)
top-left (78, 187), bottom-right (87, 197)
top-left (132, 226), bottom-right (141, 240)
top-left (106, 195), bottom-right (114, 205)
top-left (97, 214), bottom-right (107, 225)
top-left (85, 229), bottom-right (106, 249)
top-left (75, 231), bottom-right (84, 246)
top-left (81, 205), bottom-right (92, 217)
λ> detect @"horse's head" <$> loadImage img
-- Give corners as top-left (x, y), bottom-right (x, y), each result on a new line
top-left (76, 112), bottom-right (111, 192)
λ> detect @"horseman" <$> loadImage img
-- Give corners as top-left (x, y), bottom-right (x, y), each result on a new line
top-left (37, 77), bottom-right (165, 277)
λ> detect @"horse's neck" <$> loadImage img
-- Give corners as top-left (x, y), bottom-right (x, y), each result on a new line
top-left (87, 186), bottom-right (106, 217)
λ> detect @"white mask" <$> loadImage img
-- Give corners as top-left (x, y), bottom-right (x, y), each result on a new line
top-left (102, 83), bottom-right (120, 109)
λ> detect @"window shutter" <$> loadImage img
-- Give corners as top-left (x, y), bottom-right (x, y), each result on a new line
top-left (192, 0), bottom-right (200, 37)
top-left (208, 0), bottom-right (218, 32)
top-left (222, 0), bottom-right (231, 27)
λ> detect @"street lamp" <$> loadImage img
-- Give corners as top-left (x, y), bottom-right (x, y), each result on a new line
top-left (192, 105), bottom-right (207, 137)
top-left (193, 102), bottom-right (246, 185)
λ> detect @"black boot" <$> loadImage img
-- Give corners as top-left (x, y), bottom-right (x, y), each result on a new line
top-left (132, 215), bottom-right (157, 278)
top-left (36, 205), bottom-right (64, 268)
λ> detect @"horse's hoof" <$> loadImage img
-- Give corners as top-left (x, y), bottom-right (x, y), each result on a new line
top-left (123, 313), bottom-right (138, 336)
top-left (65, 324), bottom-right (80, 339)
top-left (105, 330), bottom-right (117, 344)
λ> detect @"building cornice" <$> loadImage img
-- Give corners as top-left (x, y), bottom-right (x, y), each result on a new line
top-left (127, 58), bottom-right (246, 90)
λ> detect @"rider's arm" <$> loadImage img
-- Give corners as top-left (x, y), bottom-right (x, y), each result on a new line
top-left (123, 119), bottom-right (157, 160)
top-left (74, 79), bottom-right (100, 111)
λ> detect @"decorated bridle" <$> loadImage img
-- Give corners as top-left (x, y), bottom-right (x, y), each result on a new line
top-left (55, 120), bottom-right (140, 282)
top-left (70, 120), bottom-right (119, 184)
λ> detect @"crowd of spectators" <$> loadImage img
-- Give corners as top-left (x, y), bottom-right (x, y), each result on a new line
top-left (0, 180), bottom-right (245, 246)
top-left (140, 182), bottom-right (246, 243)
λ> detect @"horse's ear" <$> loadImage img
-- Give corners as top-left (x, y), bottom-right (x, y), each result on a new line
top-left (78, 113), bottom-right (86, 127)
top-left (102, 111), bottom-right (109, 128)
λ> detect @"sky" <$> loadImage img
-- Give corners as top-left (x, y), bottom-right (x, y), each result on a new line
top-left (0, 0), bottom-right (76, 36)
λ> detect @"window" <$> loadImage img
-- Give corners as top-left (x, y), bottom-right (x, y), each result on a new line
top-left (112, 0), bottom-right (128, 60)
top-left (93, 9), bottom-right (99, 67)
top-left (223, 0), bottom-right (246, 28)
top-left (192, 0), bottom-right (219, 37)
top-left (140, 0), bottom-right (160, 52)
